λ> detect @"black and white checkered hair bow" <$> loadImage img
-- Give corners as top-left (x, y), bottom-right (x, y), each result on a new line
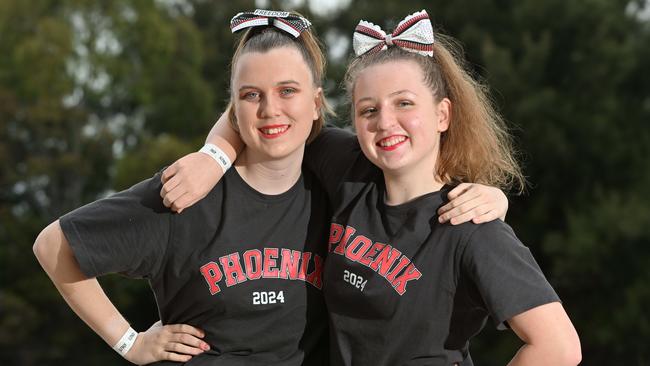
top-left (230, 9), bottom-right (312, 38)
top-left (353, 10), bottom-right (434, 57)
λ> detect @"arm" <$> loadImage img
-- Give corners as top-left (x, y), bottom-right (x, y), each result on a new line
top-left (33, 221), bottom-right (209, 364)
top-left (437, 183), bottom-right (508, 225)
top-left (462, 223), bottom-right (580, 366)
top-left (507, 302), bottom-right (581, 366)
top-left (161, 111), bottom-right (244, 212)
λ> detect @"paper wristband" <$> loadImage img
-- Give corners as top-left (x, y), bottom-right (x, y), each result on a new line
top-left (112, 327), bottom-right (138, 357)
top-left (199, 143), bottom-right (232, 173)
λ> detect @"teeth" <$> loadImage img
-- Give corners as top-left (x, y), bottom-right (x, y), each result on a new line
top-left (379, 136), bottom-right (406, 147)
top-left (260, 126), bottom-right (289, 135)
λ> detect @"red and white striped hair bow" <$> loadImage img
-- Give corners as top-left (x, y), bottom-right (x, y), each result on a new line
top-left (353, 10), bottom-right (434, 57)
top-left (230, 9), bottom-right (312, 38)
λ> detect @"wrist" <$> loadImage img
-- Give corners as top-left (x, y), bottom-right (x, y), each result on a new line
top-left (199, 143), bottom-right (232, 174)
top-left (113, 326), bottom-right (138, 358)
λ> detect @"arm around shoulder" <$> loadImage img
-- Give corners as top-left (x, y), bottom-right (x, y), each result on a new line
top-left (161, 111), bottom-right (244, 213)
top-left (507, 302), bottom-right (581, 366)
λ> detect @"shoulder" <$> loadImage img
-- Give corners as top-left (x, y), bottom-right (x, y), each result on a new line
top-left (438, 220), bottom-right (526, 271)
top-left (62, 171), bottom-right (169, 224)
top-left (463, 220), bottom-right (522, 255)
top-left (458, 220), bottom-right (547, 280)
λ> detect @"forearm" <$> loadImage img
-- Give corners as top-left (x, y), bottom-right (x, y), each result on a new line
top-left (205, 110), bottom-right (244, 163)
top-left (33, 221), bottom-right (131, 348)
top-left (160, 110), bottom-right (244, 212)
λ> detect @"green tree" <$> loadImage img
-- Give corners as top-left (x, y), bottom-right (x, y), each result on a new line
top-left (1, 0), bottom-right (215, 364)
top-left (2, 0), bottom-right (649, 364)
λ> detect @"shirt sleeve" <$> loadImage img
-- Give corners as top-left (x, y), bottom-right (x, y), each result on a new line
top-left (59, 172), bottom-right (172, 279)
top-left (460, 221), bottom-right (560, 330)
top-left (304, 126), bottom-right (361, 197)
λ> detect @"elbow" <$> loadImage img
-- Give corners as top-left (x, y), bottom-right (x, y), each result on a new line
top-left (563, 335), bottom-right (582, 366)
top-left (553, 328), bottom-right (582, 366)
top-left (33, 225), bottom-right (49, 262)
top-left (558, 347), bottom-right (582, 366)
top-left (33, 221), bottom-right (60, 271)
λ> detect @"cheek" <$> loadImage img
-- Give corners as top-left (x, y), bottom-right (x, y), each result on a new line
top-left (355, 125), bottom-right (374, 149)
top-left (291, 97), bottom-right (318, 122)
top-left (234, 104), bottom-right (255, 132)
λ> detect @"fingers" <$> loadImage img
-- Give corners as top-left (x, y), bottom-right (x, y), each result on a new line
top-left (167, 324), bottom-right (205, 339)
top-left (161, 163), bottom-right (179, 184)
top-left (438, 183), bottom-right (509, 225)
top-left (170, 195), bottom-right (200, 214)
top-left (167, 324), bottom-right (209, 351)
top-left (164, 191), bottom-right (188, 213)
top-left (161, 174), bottom-right (182, 204)
top-left (165, 333), bottom-right (209, 354)
top-left (131, 322), bottom-right (210, 365)
top-left (471, 209), bottom-right (502, 224)
top-left (438, 185), bottom-right (481, 220)
top-left (438, 205), bottom-right (489, 225)
top-left (159, 153), bottom-right (219, 212)
top-left (156, 325), bottom-right (210, 362)
top-left (162, 186), bottom-right (187, 211)
top-left (159, 351), bottom-right (193, 363)
top-left (445, 182), bottom-right (472, 200)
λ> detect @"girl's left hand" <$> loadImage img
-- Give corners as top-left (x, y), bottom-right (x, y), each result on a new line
top-left (437, 183), bottom-right (508, 225)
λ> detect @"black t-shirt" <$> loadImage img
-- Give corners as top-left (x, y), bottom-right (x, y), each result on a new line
top-left (60, 168), bottom-right (329, 366)
top-left (305, 128), bottom-right (559, 366)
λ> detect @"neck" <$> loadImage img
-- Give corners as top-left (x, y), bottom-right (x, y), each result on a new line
top-left (234, 147), bottom-right (304, 195)
top-left (383, 156), bottom-right (445, 205)
top-left (383, 172), bottom-right (445, 206)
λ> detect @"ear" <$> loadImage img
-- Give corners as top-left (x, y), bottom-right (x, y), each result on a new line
top-left (313, 87), bottom-right (323, 121)
top-left (436, 97), bottom-right (451, 132)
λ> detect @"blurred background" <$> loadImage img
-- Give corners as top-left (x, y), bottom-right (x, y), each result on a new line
top-left (1, 0), bottom-right (649, 364)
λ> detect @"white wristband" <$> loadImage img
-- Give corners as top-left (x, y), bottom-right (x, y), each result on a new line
top-left (199, 143), bottom-right (232, 174)
top-left (112, 327), bottom-right (138, 357)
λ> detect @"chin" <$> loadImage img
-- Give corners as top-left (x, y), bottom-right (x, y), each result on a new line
top-left (266, 145), bottom-right (304, 160)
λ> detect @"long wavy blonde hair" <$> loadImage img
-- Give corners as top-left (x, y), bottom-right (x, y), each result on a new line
top-left (345, 34), bottom-right (525, 192)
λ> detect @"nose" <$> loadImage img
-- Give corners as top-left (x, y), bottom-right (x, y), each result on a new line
top-left (374, 107), bottom-right (397, 131)
top-left (258, 94), bottom-right (280, 119)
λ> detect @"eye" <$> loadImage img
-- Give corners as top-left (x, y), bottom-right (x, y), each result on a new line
top-left (280, 87), bottom-right (297, 97)
top-left (241, 91), bottom-right (260, 101)
top-left (398, 99), bottom-right (414, 108)
top-left (359, 107), bottom-right (377, 117)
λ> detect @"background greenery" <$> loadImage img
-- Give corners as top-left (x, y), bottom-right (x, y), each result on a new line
top-left (2, 0), bottom-right (649, 364)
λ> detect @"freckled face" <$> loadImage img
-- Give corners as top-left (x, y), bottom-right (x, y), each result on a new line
top-left (353, 60), bottom-right (449, 176)
top-left (232, 46), bottom-right (321, 161)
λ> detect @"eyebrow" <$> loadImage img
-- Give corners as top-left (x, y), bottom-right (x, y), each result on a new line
top-left (355, 89), bottom-right (416, 105)
top-left (238, 80), bottom-right (301, 91)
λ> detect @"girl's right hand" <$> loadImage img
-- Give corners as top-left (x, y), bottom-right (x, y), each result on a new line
top-left (160, 152), bottom-right (223, 213)
top-left (125, 321), bottom-right (210, 365)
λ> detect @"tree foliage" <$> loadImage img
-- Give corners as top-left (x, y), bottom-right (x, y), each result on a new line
top-left (1, 0), bottom-right (648, 364)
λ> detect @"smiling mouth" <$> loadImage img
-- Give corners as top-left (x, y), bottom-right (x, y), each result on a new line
top-left (258, 125), bottom-right (290, 139)
top-left (377, 135), bottom-right (407, 150)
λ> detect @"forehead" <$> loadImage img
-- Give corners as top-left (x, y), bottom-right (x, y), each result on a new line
top-left (233, 46), bottom-right (313, 86)
top-left (354, 60), bottom-right (427, 95)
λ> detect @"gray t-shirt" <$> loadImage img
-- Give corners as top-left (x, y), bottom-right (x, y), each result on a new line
top-left (305, 127), bottom-right (560, 366)
top-left (60, 168), bottom-right (330, 365)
